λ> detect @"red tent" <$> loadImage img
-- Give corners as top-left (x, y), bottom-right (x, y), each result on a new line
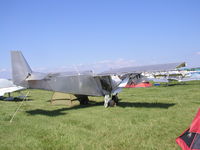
top-left (125, 82), bottom-right (152, 88)
top-left (176, 109), bottom-right (200, 150)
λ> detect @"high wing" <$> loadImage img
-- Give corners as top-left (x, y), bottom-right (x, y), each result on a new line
top-left (99, 62), bottom-right (186, 90)
top-left (99, 62), bottom-right (186, 75)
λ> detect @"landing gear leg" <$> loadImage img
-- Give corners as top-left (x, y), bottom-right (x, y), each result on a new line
top-left (104, 95), bottom-right (119, 107)
top-left (104, 95), bottom-right (111, 108)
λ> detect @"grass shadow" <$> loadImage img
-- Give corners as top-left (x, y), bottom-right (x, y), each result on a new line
top-left (159, 83), bottom-right (186, 87)
top-left (159, 81), bottom-right (200, 87)
top-left (26, 109), bottom-right (67, 116)
top-left (192, 102), bottom-right (200, 105)
top-left (0, 97), bottom-right (33, 102)
top-left (26, 100), bottom-right (175, 117)
top-left (26, 101), bottom-right (104, 117)
top-left (118, 102), bottom-right (176, 109)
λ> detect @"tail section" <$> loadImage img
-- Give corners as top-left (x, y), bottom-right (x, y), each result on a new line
top-left (11, 51), bottom-right (32, 87)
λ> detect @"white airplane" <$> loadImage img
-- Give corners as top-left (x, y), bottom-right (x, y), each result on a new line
top-left (0, 78), bottom-right (25, 100)
top-left (178, 72), bottom-right (200, 82)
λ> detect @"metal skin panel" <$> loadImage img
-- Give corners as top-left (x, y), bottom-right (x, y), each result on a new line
top-left (27, 74), bottom-right (111, 96)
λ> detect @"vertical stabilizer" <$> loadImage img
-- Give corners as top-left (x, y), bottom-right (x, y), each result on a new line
top-left (11, 51), bottom-right (32, 87)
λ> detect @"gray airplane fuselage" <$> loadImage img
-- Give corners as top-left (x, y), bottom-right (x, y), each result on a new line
top-left (25, 73), bottom-right (112, 97)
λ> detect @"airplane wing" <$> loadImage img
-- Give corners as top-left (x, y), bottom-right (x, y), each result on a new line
top-left (0, 86), bottom-right (25, 96)
top-left (97, 62), bottom-right (185, 93)
top-left (99, 62), bottom-right (186, 75)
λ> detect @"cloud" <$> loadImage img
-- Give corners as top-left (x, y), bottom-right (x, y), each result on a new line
top-left (0, 68), bottom-right (7, 72)
top-left (0, 68), bottom-right (11, 79)
top-left (34, 67), bottom-right (49, 72)
top-left (196, 51), bottom-right (200, 55)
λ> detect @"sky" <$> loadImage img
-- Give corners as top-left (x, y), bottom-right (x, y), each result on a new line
top-left (1, 0), bottom-right (200, 78)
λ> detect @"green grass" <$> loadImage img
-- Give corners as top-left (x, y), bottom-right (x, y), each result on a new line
top-left (0, 81), bottom-right (200, 150)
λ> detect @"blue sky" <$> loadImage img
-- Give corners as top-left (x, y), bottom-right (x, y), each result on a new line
top-left (1, 0), bottom-right (200, 78)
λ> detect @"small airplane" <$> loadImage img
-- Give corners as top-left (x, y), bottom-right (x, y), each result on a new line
top-left (178, 72), bottom-right (200, 82)
top-left (0, 78), bottom-right (25, 100)
top-left (11, 51), bottom-right (185, 107)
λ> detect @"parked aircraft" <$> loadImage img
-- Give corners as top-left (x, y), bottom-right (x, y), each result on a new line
top-left (147, 71), bottom-right (200, 83)
top-left (11, 51), bottom-right (185, 107)
top-left (178, 72), bottom-right (200, 82)
top-left (0, 78), bottom-right (25, 100)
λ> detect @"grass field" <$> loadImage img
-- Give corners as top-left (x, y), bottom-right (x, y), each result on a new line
top-left (0, 81), bottom-right (200, 150)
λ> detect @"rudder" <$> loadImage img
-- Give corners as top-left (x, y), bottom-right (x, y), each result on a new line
top-left (11, 51), bottom-right (32, 87)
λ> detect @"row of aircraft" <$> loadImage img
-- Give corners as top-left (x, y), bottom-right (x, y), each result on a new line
top-left (1, 51), bottom-right (197, 107)
top-left (146, 70), bottom-right (200, 83)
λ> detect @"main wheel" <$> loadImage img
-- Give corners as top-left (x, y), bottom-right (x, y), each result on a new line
top-left (108, 100), bottom-right (116, 107)
top-left (112, 95), bottom-right (119, 104)
top-left (76, 95), bottom-right (89, 105)
top-left (79, 98), bottom-right (89, 105)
